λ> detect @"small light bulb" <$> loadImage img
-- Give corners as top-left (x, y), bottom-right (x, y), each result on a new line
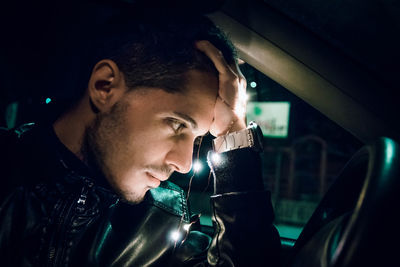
top-left (192, 160), bottom-right (203, 172)
top-left (250, 81), bottom-right (257, 88)
top-left (211, 152), bottom-right (222, 165)
top-left (170, 230), bottom-right (181, 242)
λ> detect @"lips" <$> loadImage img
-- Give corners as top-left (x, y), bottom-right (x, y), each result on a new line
top-left (147, 172), bottom-right (168, 182)
top-left (146, 170), bottom-right (170, 181)
top-left (145, 172), bottom-right (161, 189)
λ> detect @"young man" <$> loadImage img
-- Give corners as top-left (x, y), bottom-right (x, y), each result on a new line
top-left (0, 7), bottom-right (280, 267)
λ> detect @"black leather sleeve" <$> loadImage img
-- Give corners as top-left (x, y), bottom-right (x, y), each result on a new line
top-left (206, 148), bottom-right (282, 267)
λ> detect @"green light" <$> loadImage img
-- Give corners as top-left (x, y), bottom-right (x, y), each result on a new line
top-left (254, 106), bottom-right (262, 116)
top-left (385, 139), bottom-right (395, 165)
top-left (275, 224), bottom-right (302, 240)
top-left (45, 98), bottom-right (52, 104)
top-left (247, 102), bottom-right (291, 138)
top-left (250, 81), bottom-right (257, 88)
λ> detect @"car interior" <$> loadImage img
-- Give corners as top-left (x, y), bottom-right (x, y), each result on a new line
top-left (1, 0), bottom-right (399, 266)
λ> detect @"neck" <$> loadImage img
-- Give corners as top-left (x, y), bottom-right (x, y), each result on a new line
top-left (53, 96), bottom-right (94, 161)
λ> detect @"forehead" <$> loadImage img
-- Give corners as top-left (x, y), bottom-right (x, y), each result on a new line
top-left (125, 70), bottom-right (218, 135)
top-left (179, 70), bottom-right (218, 132)
top-left (182, 70), bottom-right (218, 103)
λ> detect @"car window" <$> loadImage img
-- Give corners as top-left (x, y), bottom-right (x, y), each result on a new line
top-left (170, 62), bottom-right (363, 240)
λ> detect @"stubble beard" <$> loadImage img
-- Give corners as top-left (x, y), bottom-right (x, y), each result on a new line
top-left (81, 101), bottom-right (145, 204)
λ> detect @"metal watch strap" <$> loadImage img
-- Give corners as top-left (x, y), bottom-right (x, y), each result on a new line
top-left (213, 128), bottom-right (254, 153)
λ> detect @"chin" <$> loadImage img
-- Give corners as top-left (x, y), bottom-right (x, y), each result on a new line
top-left (119, 193), bottom-right (145, 205)
top-left (106, 173), bottom-right (149, 204)
top-left (118, 187), bottom-right (149, 205)
top-left (107, 180), bottom-right (147, 205)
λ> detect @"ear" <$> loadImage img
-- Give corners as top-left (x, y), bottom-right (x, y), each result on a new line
top-left (88, 59), bottom-right (127, 112)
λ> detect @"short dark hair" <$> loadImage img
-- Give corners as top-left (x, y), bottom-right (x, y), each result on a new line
top-left (90, 10), bottom-right (237, 93)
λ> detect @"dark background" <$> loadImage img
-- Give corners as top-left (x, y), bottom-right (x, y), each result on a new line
top-left (2, 0), bottom-right (399, 130)
top-left (0, 0), bottom-right (225, 127)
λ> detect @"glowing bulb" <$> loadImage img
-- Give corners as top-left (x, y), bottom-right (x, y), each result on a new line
top-left (45, 98), bottom-right (52, 104)
top-left (192, 160), bottom-right (203, 172)
top-left (170, 230), bottom-right (181, 242)
top-left (250, 81), bottom-right (257, 88)
top-left (210, 152), bottom-right (222, 165)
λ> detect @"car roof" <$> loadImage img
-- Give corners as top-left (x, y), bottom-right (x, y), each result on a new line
top-left (208, 0), bottom-right (400, 143)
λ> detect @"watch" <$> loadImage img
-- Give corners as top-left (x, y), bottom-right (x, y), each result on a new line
top-left (212, 121), bottom-right (264, 153)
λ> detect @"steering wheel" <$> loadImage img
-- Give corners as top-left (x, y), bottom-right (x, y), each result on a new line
top-left (287, 137), bottom-right (400, 267)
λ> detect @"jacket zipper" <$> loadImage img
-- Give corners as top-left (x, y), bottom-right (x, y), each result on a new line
top-left (47, 179), bottom-right (93, 266)
top-left (47, 194), bottom-right (75, 266)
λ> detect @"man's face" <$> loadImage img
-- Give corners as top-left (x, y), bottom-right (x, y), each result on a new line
top-left (85, 70), bottom-right (218, 203)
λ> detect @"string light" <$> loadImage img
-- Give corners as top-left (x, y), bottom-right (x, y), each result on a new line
top-left (170, 230), bottom-right (181, 242)
top-left (210, 152), bottom-right (223, 165)
top-left (173, 137), bottom-right (203, 250)
top-left (192, 160), bottom-right (203, 173)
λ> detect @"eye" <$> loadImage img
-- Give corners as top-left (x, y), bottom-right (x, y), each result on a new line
top-left (167, 118), bottom-right (187, 133)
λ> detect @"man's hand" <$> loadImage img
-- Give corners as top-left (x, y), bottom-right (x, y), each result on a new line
top-left (195, 40), bottom-right (247, 137)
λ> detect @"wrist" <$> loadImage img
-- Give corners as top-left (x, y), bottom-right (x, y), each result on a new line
top-left (207, 148), bottom-right (264, 194)
top-left (213, 121), bottom-right (264, 154)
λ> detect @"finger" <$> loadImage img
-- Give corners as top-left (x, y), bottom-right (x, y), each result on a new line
top-left (195, 40), bottom-right (233, 76)
top-left (209, 97), bottom-right (236, 136)
top-left (232, 63), bottom-right (246, 81)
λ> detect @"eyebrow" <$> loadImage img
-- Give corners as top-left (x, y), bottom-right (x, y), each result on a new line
top-left (172, 112), bottom-right (198, 130)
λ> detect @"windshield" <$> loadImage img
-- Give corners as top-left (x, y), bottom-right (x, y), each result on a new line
top-left (170, 62), bottom-right (362, 241)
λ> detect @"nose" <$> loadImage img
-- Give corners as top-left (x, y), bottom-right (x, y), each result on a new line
top-left (165, 138), bottom-right (194, 174)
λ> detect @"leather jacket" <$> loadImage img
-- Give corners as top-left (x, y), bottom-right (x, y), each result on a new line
top-left (0, 123), bottom-right (281, 266)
